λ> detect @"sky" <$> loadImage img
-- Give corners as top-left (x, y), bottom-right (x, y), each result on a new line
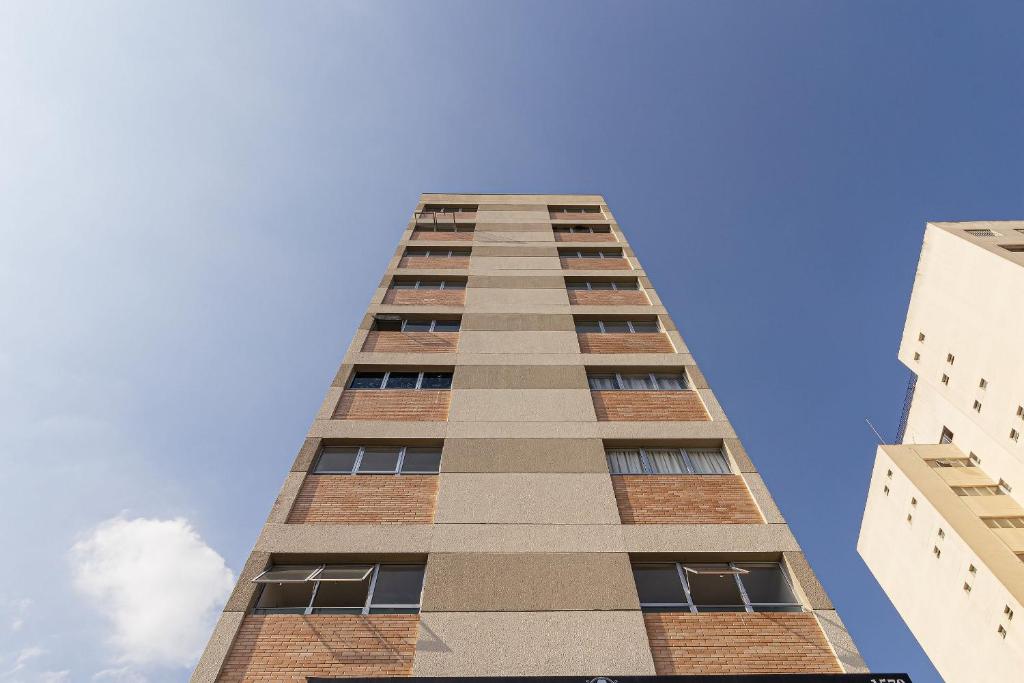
top-left (1, 1), bottom-right (1023, 681)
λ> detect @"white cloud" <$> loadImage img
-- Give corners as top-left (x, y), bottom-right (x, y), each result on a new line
top-left (71, 517), bottom-right (234, 668)
top-left (91, 667), bottom-right (147, 682)
top-left (36, 672), bottom-right (71, 683)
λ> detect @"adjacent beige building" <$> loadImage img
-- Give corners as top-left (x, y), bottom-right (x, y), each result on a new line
top-left (194, 193), bottom-right (865, 681)
top-left (859, 221), bottom-right (1024, 682)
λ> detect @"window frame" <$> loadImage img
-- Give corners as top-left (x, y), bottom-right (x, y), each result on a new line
top-left (952, 485), bottom-right (1003, 497)
top-left (576, 319), bottom-right (662, 334)
top-left (348, 370), bottom-right (454, 391)
top-left (403, 248), bottom-right (471, 258)
top-left (389, 279), bottom-right (466, 290)
top-left (412, 224), bottom-right (475, 233)
top-left (985, 517), bottom-right (1024, 529)
top-left (633, 562), bottom-right (803, 613)
top-left (561, 249), bottom-right (623, 260)
top-left (313, 445), bottom-right (442, 475)
top-left (606, 446), bottom-right (730, 475)
top-left (252, 563), bottom-right (424, 615)
top-left (566, 280), bottom-right (640, 292)
top-left (588, 371), bottom-right (689, 391)
top-left (377, 318), bottom-right (461, 332)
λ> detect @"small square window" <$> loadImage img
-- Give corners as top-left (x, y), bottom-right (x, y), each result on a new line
top-left (938, 528), bottom-right (945, 539)
top-left (969, 564), bottom-right (977, 574)
top-left (998, 625), bottom-right (1008, 638)
top-left (947, 353), bottom-right (955, 364)
top-left (964, 582), bottom-right (972, 593)
top-left (1017, 405), bottom-right (1023, 418)
top-left (886, 469), bottom-right (893, 478)
top-left (979, 378), bottom-right (988, 389)
top-left (974, 400), bottom-right (983, 413)
top-left (883, 485), bottom-right (890, 496)
top-left (911, 497), bottom-right (917, 506)
top-left (918, 333), bottom-right (926, 342)
top-left (1005, 606), bottom-right (1015, 620)
top-left (907, 513), bottom-right (913, 523)
top-left (1012, 429), bottom-right (1020, 443)
top-left (913, 352), bottom-right (920, 361)
top-left (933, 546), bottom-right (941, 558)
top-left (941, 374), bottom-right (950, 385)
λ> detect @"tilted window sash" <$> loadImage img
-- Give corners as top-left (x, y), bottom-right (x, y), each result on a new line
top-left (587, 372), bottom-right (687, 391)
top-left (348, 371), bottom-right (454, 390)
top-left (606, 447), bottom-right (729, 475)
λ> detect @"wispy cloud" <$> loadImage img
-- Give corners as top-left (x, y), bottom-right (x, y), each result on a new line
top-left (71, 517), bottom-right (234, 668)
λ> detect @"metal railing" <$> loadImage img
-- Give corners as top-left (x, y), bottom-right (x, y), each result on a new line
top-left (895, 372), bottom-right (918, 444)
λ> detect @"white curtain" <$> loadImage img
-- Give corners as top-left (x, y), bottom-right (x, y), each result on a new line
top-left (620, 374), bottom-right (655, 390)
top-left (655, 375), bottom-right (686, 390)
top-left (687, 449), bottom-right (730, 474)
top-left (607, 449), bottom-right (644, 474)
top-left (588, 375), bottom-right (618, 390)
top-left (648, 449), bottom-right (686, 474)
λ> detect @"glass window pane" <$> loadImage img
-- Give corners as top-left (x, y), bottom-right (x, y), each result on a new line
top-left (418, 281), bottom-right (443, 289)
top-left (553, 226), bottom-right (571, 233)
top-left (602, 320), bottom-right (631, 333)
top-left (654, 374), bottom-right (686, 390)
top-left (443, 280), bottom-right (466, 289)
top-left (590, 281), bottom-right (614, 290)
top-left (580, 251), bottom-right (601, 258)
top-left (384, 372), bottom-right (419, 389)
top-left (739, 564), bottom-right (798, 605)
top-left (607, 449), bottom-right (645, 474)
top-left (633, 565), bottom-right (688, 604)
top-left (402, 448), bottom-right (442, 473)
top-left (615, 281), bottom-right (639, 290)
top-left (318, 565), bottom-right (374, 581)
top-left (432, 320), bottom-right (461, 332)
top-left (588, 375), bottom-right (619, 390)
top-left (402, 320), bottom-right (432, 332)
top-left (350, 372), bottom-right (385, 389)
top-left (420, 372), bottom-right (453, 389)
top-left (375, 318), bottom-right (403, 331)
top-left (575, 321), bottom-right (602, 333)
top-left (571, 225), bottom-right (592, 233)
top-left (255, 583), bottom-right (315, 612)
top-left (620, 374), bottom-right (655, 390)
top-left (566, 281), bottom-right (588, 290)
top-left (315, 447), bottom-right (359, 473)
top-left (391, 281), bottom-right (416, 289)
top-left (357, 447), bottom-right (401, 473)
top-left (254, 566), bottom-right (322, 583)
top-left (648, 449), bottom-right (687, 474)
top-left (371, 565), bottom-right (425, 605)
top-left (686, 570), bottom-right (745, 610)
top-left (630, 320), bottom-right (660, 333)
top-left (312, 578), bottom-right (369, 610)
top-left (686, 449), bottom-right (730, 474)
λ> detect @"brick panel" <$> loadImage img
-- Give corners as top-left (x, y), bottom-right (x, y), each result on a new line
top-left (591, 390), bottom-right (709, 421)
top-left (361, 331), bottom-right (459, 353)
top-left (577, 332), bottom-right (674, 353)
top-left (287, 475), bottom-right (438, 524)
top-left (560, 257), bottom-right (631, 270)
top-left (612, 475), bottom-right (762, 524)
top-left (382, 289), bottom-right (465, 306)
top-left (398, 256), bottom-right (469, 269)
top-left (217, 614), bottom-right (418, 681)
top-left (410, 230), bottom-right (474, 241)
top-left (333, 390), bottom-right (450, 421)
top-left (554, 232), bottom-right (617, 243)
top-left (568, 290), bottom-right (649, 306)
top-left (644, 612), bottom-right (840, 675)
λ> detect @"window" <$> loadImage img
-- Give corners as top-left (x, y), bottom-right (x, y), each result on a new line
top-left (1000, 244), bottom-right (1024, 253)
top-left (913, 352), bottom-right (920, 361)
top-left (911, 497), bottom-right (917, 506)
top-left (390, 279), bottom-right (466, 290)
top-left (998, 625), bottom-right (1008, 638)
top-left (918, 332), bottom-right (926, 342)
top-left (952, 486), bottom-right (1003, 497)
top-left (607, 447), bottom-right (730, 475)
top-left (964, 582), bottom-right (972, 593)
top-left (566, 279), bottom-right (639, 291)
top-left (413, 224), bottom-right (474, 233)
top-left (560, 249), bottom-right (623, 259)
top-left (970, 452), bottom-right (982, 465)
top-left (1017, 229), bottom-right (1024, 235)
top-left (965, 228), bottom-right (1000, 237)
top-left (933, 546), bottom-right (941, 559)
top-left (886, 469), bottom-right (893, 478)
top-left (576, 320), bottom-right (660, 334)
top-left (969, 564), bottom-right (977, 574)
top-left (633, 562), bottom-right (802, 613)
top-left (999, 479), bottom-right (1013, 494)
top-left (348, 371), bottom-right (453, 390)
top-left (1012, 429), bottom-right (1021, 443)
top-left (974, 400), bottom-right (983, 413)
top-left (588, 372), bottom-right (688, 391)
top-left (1017, 406), bottom-right (1023, 418)
top-left (947, 353), bottom-right (955, 364)
top-left (553, 225), bottom-right (610, 234)
top-left (883, 485), bottom-right (890, 495)
top-left (253, 563), bottom-right (425, 615)
top-left (907, 513), bottom-right (913, 523)
top-left (550, 205), bottom-right (602, 214)
top-left (422, 204), bottom-right (476, 214)
top-left (980, 378), bottom-right (988, 389)
top-left (929, 458), bottom-right (974, 468)
top-left (1005, 606), bottom-right (1015, 620)
top-left (984, 517), bottom-right (1024, 529)
top-left (941, 374), bottom-right (950, 385)
top-left (403, 248), bottom-right (471, 258)
top-left (374, 317), bottom-right (460, 332)
top-left (313, 446), bottom-right (442, 475)
top-left (938, 528), bottom-right (945, 538)
top-left (940, 427), bottom-right (954, 444)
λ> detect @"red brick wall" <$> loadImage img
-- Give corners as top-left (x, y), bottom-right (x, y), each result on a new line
top-left (287, 475), bottom-right (438, 524)
top-left (398, 256), bottom-right (469, 269)
top-left (568, 290), bottom-right (649, 306)
top-left (410, 230), bottom-right (474, 241)
top-left (577, 332), bottom-right (674, 353)
top-left (333, 390), bottom-right (450, 421)
top-left (644, 612), bottom-right (840, 675)
top-left (217, 614), bottom-right (418, 681)
top-left (611, 475), bottom-right (762, 524)
top-left (382, 289), bottom-right (465, 306)
top-left (591, 390), bottom-right (709, 421)
top-left (554, 232), bottom-right (617, 242)
top-left (560, 257), bottom-right (631, 270)
top-left (361, 331), bottom-right (459, 353)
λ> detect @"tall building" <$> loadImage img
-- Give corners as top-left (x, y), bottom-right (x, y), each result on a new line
top-left (859, 221), bottom-right (1024, 682)
top-left (194, 193), bottom-right (865, 681)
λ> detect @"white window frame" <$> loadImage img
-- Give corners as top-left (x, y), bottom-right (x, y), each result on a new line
top-left (588, 372), bottom-right (688, 391)
top-left (634, 562), bottom-right (802, 613)
top-left (577, 320), bottom-right (661, 334)
top-left (606, 446), bottom-right (728, 475)
top-left (252, 563), bottom-right (424, 615)
top-left (313, 445), bottom-right (442, 475)
top-left (348, 370), bottom-right (453, 390)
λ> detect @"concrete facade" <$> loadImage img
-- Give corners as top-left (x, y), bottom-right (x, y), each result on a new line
top-left (858, 220), bottom-right (1024, 682)
top-left (194, 193), bottom-right (865, 680)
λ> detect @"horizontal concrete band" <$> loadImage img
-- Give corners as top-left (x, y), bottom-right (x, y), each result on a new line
top-left (441, 438), bottom-right (607, 473)
top-left (421, 552), bottom-right (639, 611)
top-left (451, 365), bottom-right (586, 389)
top-left (466, 275), bottom-right (567, 289)
top-left (254, 523), bottom-right (797, 554)
top-left (309, 419), bottom-right (737, 441)
top-left (471, 246), bottom-right (559, 257)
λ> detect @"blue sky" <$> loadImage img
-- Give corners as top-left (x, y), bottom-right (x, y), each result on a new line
top-left (2, 2), bottom-right (1023, 681)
